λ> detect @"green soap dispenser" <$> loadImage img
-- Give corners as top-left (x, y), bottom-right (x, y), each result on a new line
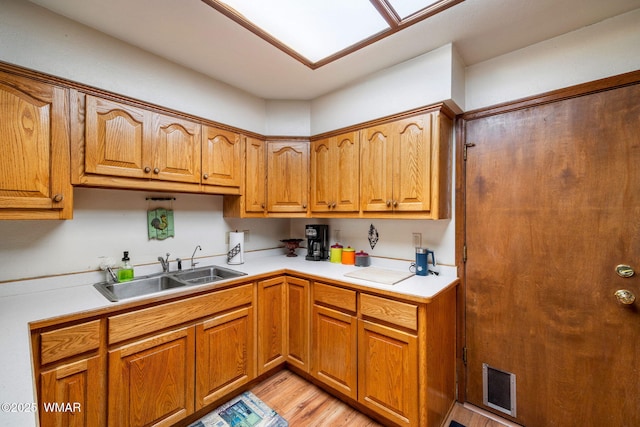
top-left (117, 251), bottom-right (134, 282)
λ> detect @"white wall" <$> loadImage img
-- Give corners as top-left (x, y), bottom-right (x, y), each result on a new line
top-left (0, 0), bottom-right (267, 134)
top-left (290, 218), bottom-right (455, 267)
top-left (265, 100), bottom-right (311, 136)
top-left (310, 44), bottom-right (462, 135)
top-left (465, 8), bottom-right (640, 111)
top-left (0, 188), bottom-right (289, 282)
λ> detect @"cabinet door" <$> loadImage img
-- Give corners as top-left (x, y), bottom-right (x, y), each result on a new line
top-left (311, 132), bottom-right (359, 213)
top-left (393, 114), bottom-right (432, 212)
top-left (358, 319), bottom-right (418, 426)
top-left (40, 356), bottom-right (103, 427)
top-left (258, 277), bottom-right (287, 374)
top-left (153, 113), bottom-right (201, 183)
top-left (310, 139), bottom-right (333, 212)
top-left (312, 304), bottom-right (357, 399)
top-left (244, 137), bottom-right (267, 213)
top-left (195, 306), bottom-right (255, 409)
top-left (286, 277), bottom-right (310, 372)
top-left (85, 95), bottom-right (150, 179)
top-left (108, 327), bottom-right (195, 427)
top-left (0, 72), bottom-right (71, 219)
top-left (202, 126), bottom-right (241, 188)
top-left (267, 141), bottom-right (309, 213)
top-left (360, 124), bottom-right (393, 212)
top-left (333, 132), bottom-right (360, 212)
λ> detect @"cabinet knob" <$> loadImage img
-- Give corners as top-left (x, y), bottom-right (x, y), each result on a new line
top-left (261, 203), bottom-right (265, 209)
top-left (327, 202), bottom-right (332, 208)
top-left (153, 168), bottom-right (160, 174)
top-left (615, 289), bottom-right (636, 305)
top-left (203, 173), bottom-right (209, 180)
top-left (144, 167), bottom-right (151, 173)
top-left (52, 194), bottom-right (64, 203)
top-left (302, 204), bottom-right (307, 209)
top-left (386, 200), bottom-right (392, 207)
top-left (393, 200), bottom-right (398, 207)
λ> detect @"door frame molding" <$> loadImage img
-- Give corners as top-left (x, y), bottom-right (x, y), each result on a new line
top-left (454, 69), bottom-right (640, 402)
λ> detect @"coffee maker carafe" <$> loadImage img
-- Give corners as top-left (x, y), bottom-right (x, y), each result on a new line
top-left (305, 224), bottom-right (329, 261)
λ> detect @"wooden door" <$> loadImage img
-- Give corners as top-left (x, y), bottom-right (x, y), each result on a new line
top-left (334, 132), bottom-right (360, 212)
top-left (464, 82), bottom-right (640, 426)
top-left (244, 137), bottom-right (266, 213)
top-left (202, 126), bottom-right (241, 188)
top-left (85, 95), bottom-right (150, 179)
top-left (108, 327), bottom-right (195, 427)
top-left (310, 138), bottom-right (333, 212)
top-left (393, 114), bottom-right (432, 212)
top-left (257, 277), bottom-right (286, 374)
top-left (360, 124), bottom-right (393, 212)
top-left (267, 141), bottom-right (308, 214)
top-left (358, 319), bottom-right (418, 426)
top-left (153, 113), bottom-right (201, 183)
top-left (0, 72), bottom-right (72, 219)
top-left (311, 304), bottom-right (357, 399)
top-left (195, 306), bottom-right (255, 409)
top-left (40, 356), bottom-right (103, 427)
top-left (286, 276), bottom-right (311, 372)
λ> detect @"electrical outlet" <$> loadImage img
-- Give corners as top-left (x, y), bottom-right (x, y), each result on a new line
top-left (412, 232), bottom-right (422, 248)
top-left (243, 229), bottom-right (250, 243)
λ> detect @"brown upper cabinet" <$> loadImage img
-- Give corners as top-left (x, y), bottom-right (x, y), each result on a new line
top-left (310, 131), bottom-right (360, 214)
top-left (360, 110), bottom-right (452, 219)
top-left (267, 140), bottom-right (310, 215)
top-left (201, 125), bottom-right (242, 193)
top-left (0, 70), bottom-right (72, 219)
top-left (72, 92), bottom-right (202, 191)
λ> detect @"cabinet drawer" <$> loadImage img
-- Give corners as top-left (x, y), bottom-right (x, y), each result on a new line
top-left (40, 320), bottom-right (101, 365)
top-left (313, 282), bottom-right (356, 312)
top-left (108, 283), bottom-right (253, 344)
top-left (360, 293), bottom-right (418, 330)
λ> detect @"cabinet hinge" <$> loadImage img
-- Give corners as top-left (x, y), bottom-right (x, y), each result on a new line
top-left (463, 143), bottom-right (476, 161)
top-left (463, 245), bottom-right (467, 263)
top-left (462, 347), bottom-right (468, 365)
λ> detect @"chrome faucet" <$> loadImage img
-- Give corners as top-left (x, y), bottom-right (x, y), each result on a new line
top-left (158, 252), bottom-right (170, 272)
top-left (105, 266), bottom-right (119, 283)
top-left (190, 245), bottom-right (202, 269)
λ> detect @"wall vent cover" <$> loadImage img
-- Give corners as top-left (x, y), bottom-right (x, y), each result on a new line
top-left (482, 363), bottom-right (516, 417)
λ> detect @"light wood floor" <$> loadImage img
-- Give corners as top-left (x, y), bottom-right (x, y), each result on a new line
top-left (250, 369), bottom-right (513, 427)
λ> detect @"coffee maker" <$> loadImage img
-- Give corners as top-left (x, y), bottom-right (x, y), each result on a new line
top-left (305, 224), bottom-right (329, 261)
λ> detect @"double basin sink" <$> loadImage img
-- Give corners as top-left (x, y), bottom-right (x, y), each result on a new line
top-left (94, 265), bottom-right (247, 302)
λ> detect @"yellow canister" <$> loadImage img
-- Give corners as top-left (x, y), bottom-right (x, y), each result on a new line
top-left (341, 246), bottom-right (355, 265)
top-left (330, 244), bottom-right (343, 263)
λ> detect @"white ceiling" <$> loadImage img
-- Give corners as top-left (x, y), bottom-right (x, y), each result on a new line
top-left (28, 0), bottom-right (640, 100)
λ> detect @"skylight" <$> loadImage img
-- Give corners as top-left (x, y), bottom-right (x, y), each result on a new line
top-left (202, 0), bottom-right (463, 68)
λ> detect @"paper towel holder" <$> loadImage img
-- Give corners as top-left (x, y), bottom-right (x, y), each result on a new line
top-left (227, 230), bottom-right (245, 265)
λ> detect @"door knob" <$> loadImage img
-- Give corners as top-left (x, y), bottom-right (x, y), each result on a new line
top-left (614, 289), bottom-right (636, 305)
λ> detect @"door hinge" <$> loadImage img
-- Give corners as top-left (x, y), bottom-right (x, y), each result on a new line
top-left (462, 347), bottom-right (468, 365)
top-left (463, 245), bottom-right (467, 263)
top-left (463, 142), bottom-right (476, 161)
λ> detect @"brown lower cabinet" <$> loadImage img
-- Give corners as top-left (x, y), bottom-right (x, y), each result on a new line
top-left (31, 274), bottom-right (456, 427)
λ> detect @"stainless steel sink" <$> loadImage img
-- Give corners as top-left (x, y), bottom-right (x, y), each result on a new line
top-left (93, 265), bottom-right (247, 301)
top-left (94, 274), bottom-right (186, 302)
top-left (172, 265), bottom-right (247, 286)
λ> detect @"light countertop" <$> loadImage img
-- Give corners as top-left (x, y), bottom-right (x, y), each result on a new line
top-left (0, 249), bottom-right (458, 427)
